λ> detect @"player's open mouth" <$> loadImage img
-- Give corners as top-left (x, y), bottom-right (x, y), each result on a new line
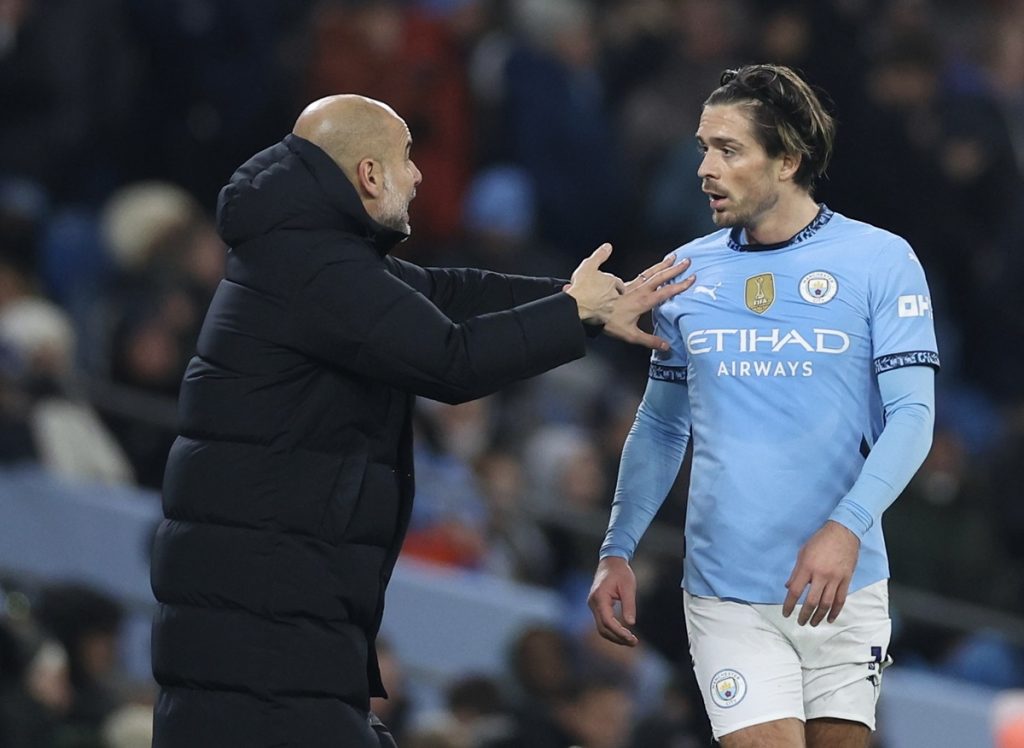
top-left (707, 192), bottom-right (728, 209)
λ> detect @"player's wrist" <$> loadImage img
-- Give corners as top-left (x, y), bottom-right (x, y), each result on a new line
top-left (598, 551), bottom-right (632, 567)
top-left (825, 517), bottom-right (864, 544)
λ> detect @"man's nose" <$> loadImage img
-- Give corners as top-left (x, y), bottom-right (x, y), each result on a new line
top-left (697, 152), bottom-right (716, 179)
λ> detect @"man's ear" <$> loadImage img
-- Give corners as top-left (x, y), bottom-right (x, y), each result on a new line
top-left (356, 158), bottom-right (382, 198)
top-left (779, 151), bottom-right (802, 183)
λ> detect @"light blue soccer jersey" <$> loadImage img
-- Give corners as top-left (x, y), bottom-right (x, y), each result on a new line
top-left (649, 206), bottom-right (939, 603)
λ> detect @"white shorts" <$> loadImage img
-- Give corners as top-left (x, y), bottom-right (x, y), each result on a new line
top-left (683, 580), bottom-right (892, 740)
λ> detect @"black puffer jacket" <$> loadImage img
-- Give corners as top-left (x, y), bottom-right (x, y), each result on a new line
top-left (150, 134), bottom-right (588, 746)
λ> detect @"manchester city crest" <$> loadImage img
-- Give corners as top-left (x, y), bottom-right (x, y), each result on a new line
top-left (710, 669), bottom-right (747, 708)
top-left (799, 270), bottom-right (838, 304)
top-left (744, 273), bottom-right (775, 314)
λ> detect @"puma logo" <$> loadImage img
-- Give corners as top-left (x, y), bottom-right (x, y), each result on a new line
top-left (694, 282), bottom-right (722, 301)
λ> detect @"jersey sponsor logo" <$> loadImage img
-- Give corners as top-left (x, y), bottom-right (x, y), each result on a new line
top-left (745, 273), bottom-right (775, 314)
top-left (717, 360), bottom-right (814, 377)
top-left (694, 281), bottom-right (723, 301)
top-left (799, 270), bottom-right (838, 304)
top-left (686, 328), bottom-right (850, 355)
top-left (897, 294), bottom-right (932, 318)
top-left (710, 669), bottom-right (747, 708)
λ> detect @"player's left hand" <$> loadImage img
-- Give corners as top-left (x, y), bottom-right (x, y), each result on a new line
top-left (782, 520), bottom-right (861, 626)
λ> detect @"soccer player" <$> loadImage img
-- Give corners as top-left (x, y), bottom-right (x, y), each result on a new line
top-left (588, 65), bottom-right (938, 748)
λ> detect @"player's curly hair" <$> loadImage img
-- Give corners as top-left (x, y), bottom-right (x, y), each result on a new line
top-left (705, 64), bottom-right (836, 192)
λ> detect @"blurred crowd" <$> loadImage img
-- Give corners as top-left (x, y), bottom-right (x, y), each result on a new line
top-left (2, 0), bottom-right (1024, 745)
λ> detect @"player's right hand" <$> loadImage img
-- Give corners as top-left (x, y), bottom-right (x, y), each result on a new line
top-left (587, 556), bottom-right (639, 647)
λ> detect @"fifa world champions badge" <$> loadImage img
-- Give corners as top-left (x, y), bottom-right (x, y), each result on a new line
top-left (745, 273), bottom-right (775, 314)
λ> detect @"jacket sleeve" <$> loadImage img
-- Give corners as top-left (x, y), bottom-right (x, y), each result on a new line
top-left (385, 256), bottom-right (566, 322)
top-left (291, 251), bottom-right (586, 404)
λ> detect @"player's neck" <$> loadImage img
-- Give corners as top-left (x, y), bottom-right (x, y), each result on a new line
top-left (743, 194), bottom-right (820, 246)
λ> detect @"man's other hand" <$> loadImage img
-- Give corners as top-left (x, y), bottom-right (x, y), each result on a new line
top-left (587, 556), bottom-right (639, 647)
top-left (782, 520), bottom-right (861, 626)
top-left (565, 243), bottom-right (625, 324)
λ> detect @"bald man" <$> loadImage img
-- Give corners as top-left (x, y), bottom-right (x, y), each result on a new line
top-left (150, 95), bottom-right (693, 747)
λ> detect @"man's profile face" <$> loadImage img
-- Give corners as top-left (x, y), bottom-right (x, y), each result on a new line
top-left (696, 103), bottom-right (785, 231)
top-left (376, 119), bottom-right (421, 234)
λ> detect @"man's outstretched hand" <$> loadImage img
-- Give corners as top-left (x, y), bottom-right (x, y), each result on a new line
top-left (565, 244), bottom-right (695, 351)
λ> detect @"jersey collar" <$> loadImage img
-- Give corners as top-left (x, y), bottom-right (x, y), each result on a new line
top-left (728, 204), bottom-right (834, 252)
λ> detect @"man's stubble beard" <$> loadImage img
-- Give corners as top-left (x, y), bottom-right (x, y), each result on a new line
top-left (713, 189), bottom-right (780, 232)
top-left (379, 171), bottom-right (412, 234)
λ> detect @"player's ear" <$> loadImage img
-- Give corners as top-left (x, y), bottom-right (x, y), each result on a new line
top-left (779, 151), bottom-right (802, 183)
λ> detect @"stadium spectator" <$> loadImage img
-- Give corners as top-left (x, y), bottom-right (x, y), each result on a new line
top-left (34, 583), bottom-right (125, 744)
top-left (0, 296), bottom-right (134, 484)
top-left (0, 617), bottom-right (68, 748)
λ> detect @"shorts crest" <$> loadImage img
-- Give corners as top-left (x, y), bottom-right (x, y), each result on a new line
top-left (710, 668), bottom-right (747, 708)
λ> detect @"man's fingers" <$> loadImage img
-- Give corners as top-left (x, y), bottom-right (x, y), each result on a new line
top-left (798, 598), bottom-right (816, 626)
top-left (810, 604), bottom-right (829, 627)
top-left (596, 605), bottom-right (637, 646)
top-left (605, 615), bottom-right (638, 646)
top-left (655, 277), bottom-right (696, 302)
top-left (782, 572), bottom-right (807, 617)
top-left (827, 583), bottom-right (849, 623)
top-left (810, 582), bottom-right (836, 627)
top-left (650, 257), bottom-right (691, 284)
top-left (636, 253), bottom-right (677, 283)
top-left (798, 580), bottom-right (826, 626)
top-left (629, 331), bottom-right (669, 352)
top-left (583, 243), bottom-right (613, 270)
top-left (782, 589), bottom-right (800, 617)
top-left (620, 586), bottom-right (637, 627)
top-left (589, 588), bottom-right (637, 646)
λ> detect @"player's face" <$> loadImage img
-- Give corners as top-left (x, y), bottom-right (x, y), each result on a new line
top-left (377, 119), bottom-right (422, 234)
top-left (696, 104), bottom-right (786, 230)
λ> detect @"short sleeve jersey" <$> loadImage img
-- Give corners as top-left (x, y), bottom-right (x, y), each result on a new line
top-left (651, 206), bottom-right (939, 602)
